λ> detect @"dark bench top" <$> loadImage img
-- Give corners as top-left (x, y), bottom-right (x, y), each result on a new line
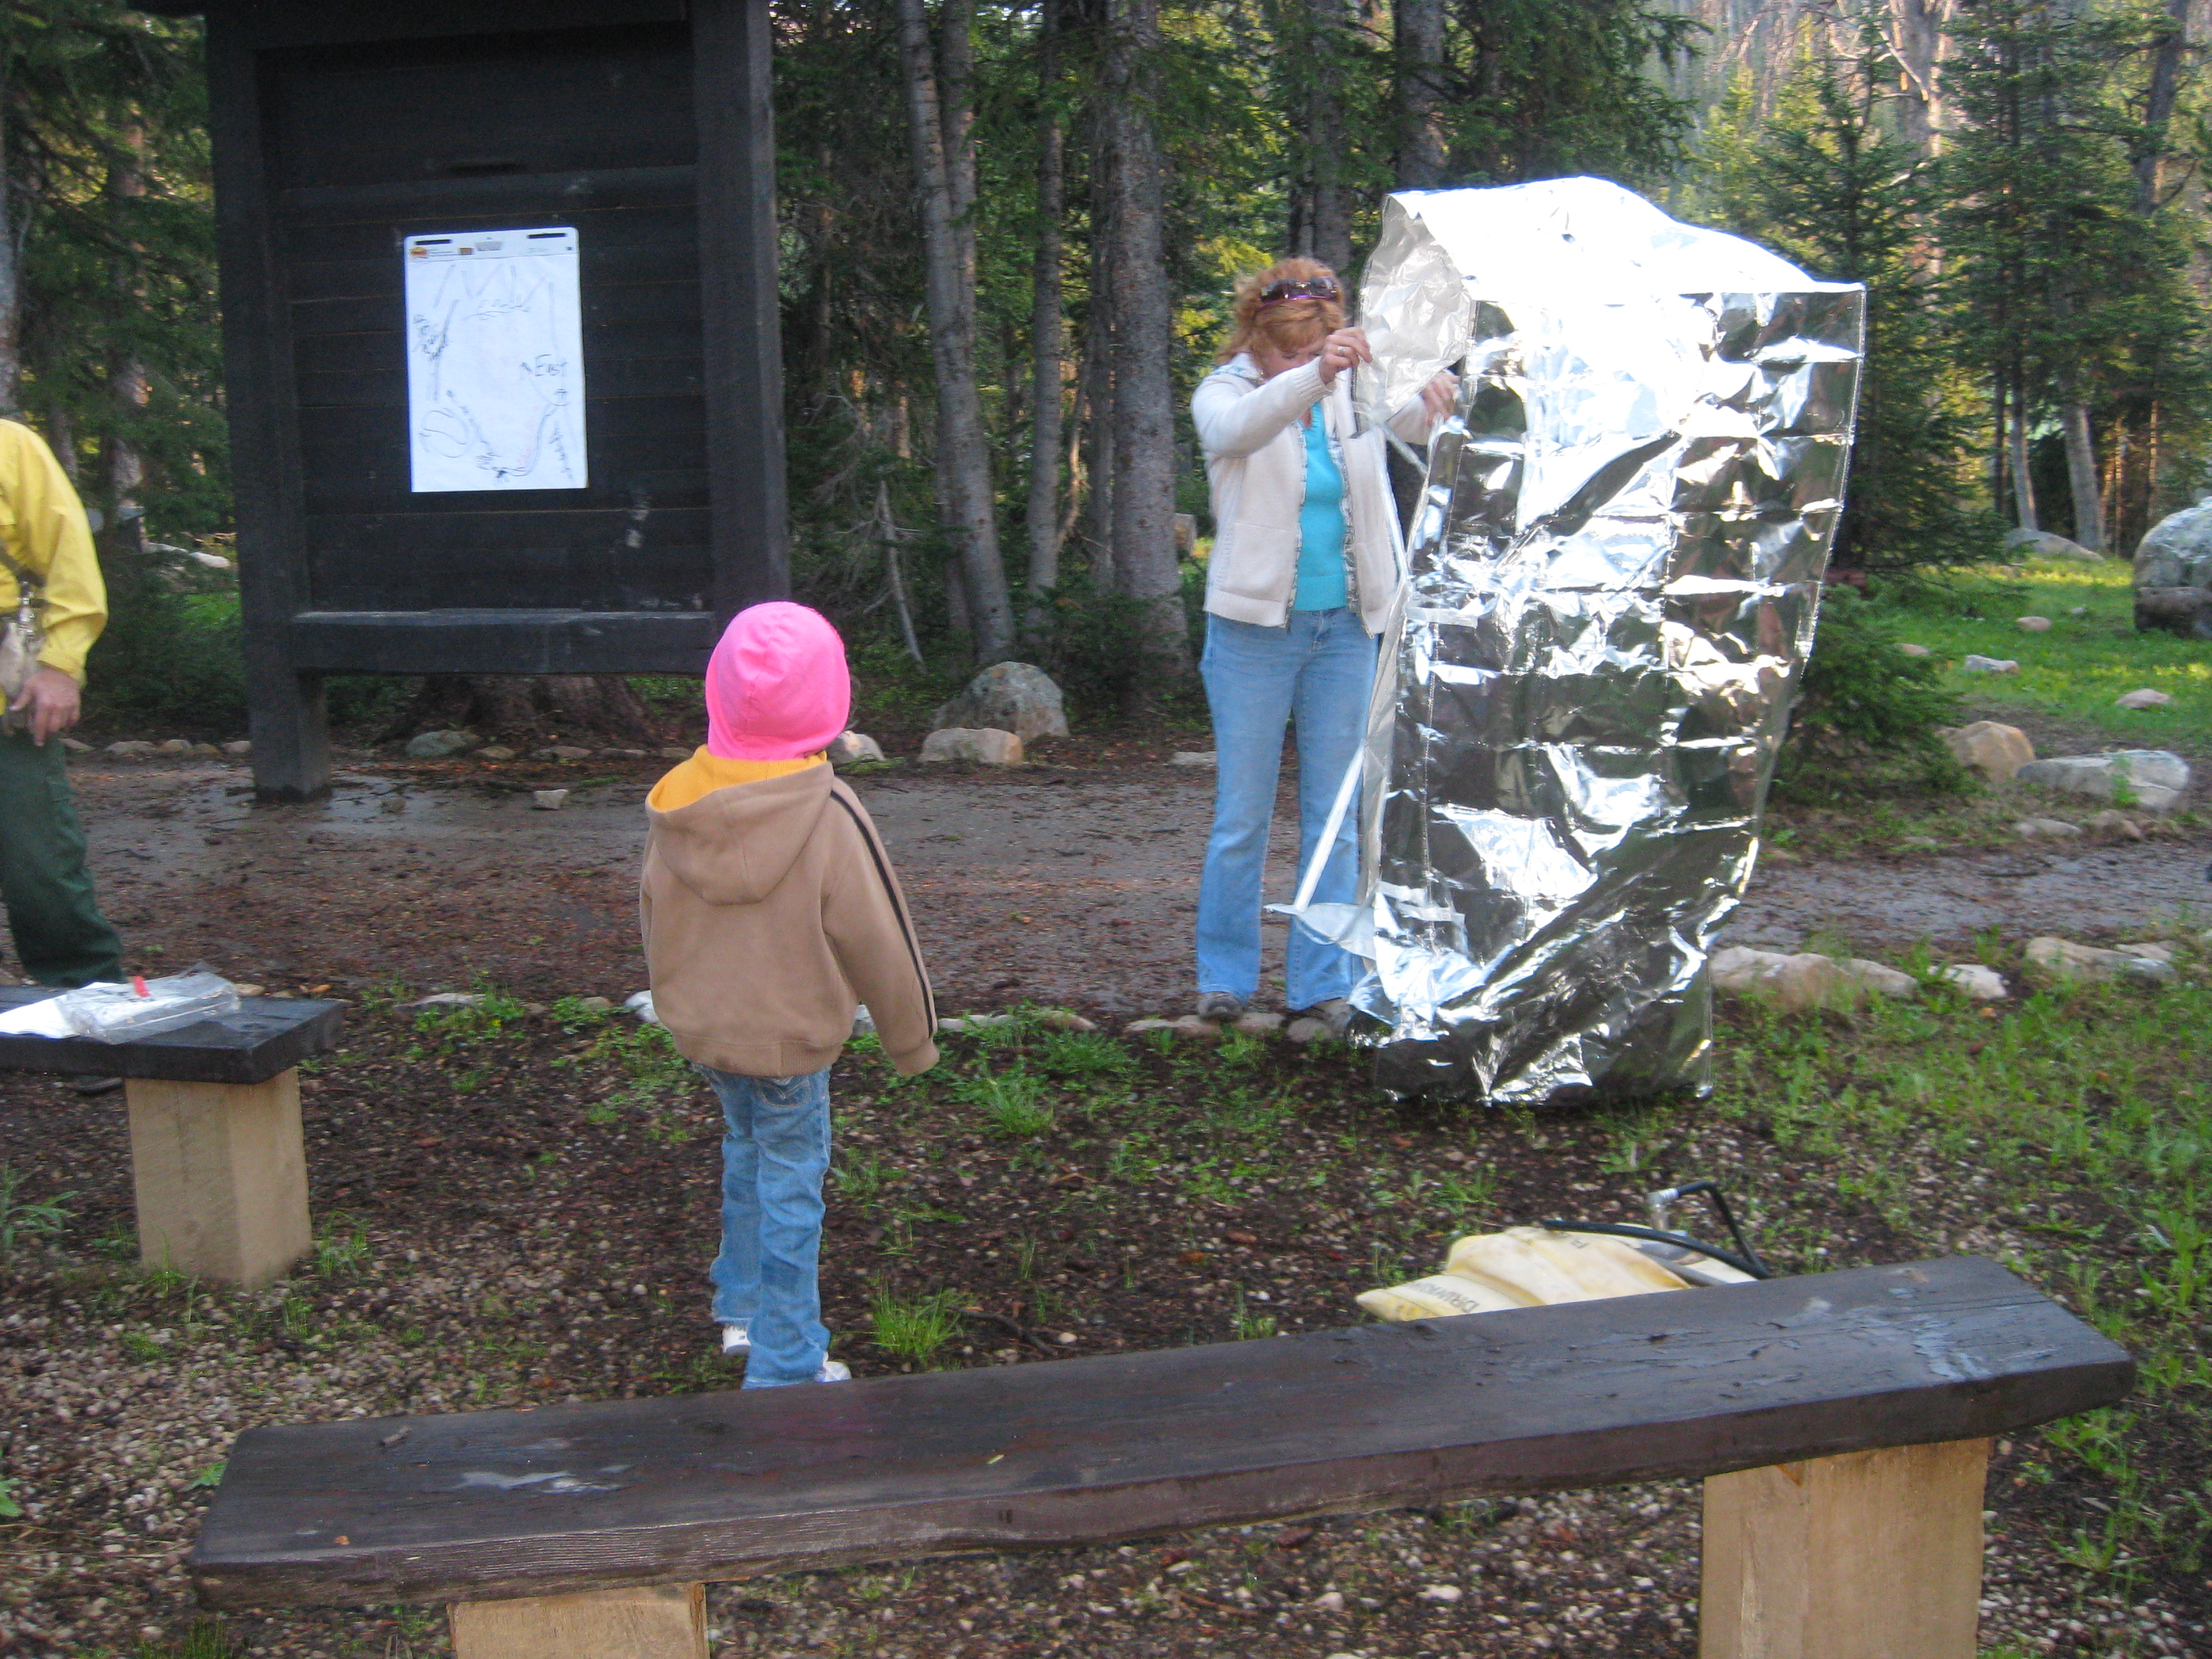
top-left (190, 1256), bottom-right (2130, 1610)
top-left (0, 987), bottom-right (344, 1085)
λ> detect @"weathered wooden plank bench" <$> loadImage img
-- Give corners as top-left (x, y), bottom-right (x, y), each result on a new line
top-left (0, 986), bottom-right (343, 1288)
top-left (189, 1256), bottom-right (2128, 1658)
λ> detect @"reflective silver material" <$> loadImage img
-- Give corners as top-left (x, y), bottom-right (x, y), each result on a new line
top-left (1349, 180), bottom-right (1864, 1102)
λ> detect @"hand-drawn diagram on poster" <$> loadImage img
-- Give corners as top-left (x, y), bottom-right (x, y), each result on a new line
top-left (405, 227), bottom-right (586, 492)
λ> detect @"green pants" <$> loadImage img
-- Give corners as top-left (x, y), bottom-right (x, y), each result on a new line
top-left (0, 726), bottom-right (123, 986)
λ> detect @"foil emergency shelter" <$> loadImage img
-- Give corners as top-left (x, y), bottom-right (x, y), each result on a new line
top-left (1339, 178), bottom-right (1864, 1101)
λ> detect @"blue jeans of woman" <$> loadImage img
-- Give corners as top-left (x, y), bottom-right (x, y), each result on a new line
top-left (701, 1065), bottom-right (832, 1388)
top-left (1196, 608), bottom-right (1377, 1010)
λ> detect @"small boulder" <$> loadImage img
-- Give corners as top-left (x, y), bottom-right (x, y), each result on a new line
top-left (1124, 1018), bottom-right (1181, 1038)
top-left (535, 745), bottom-right (593, 762)
top-left (1839, 958), bottom-right (1919, 999)
top-left (920, 726), bottom-right (1024, 766)
top-left (531, 788), bottom-right (569, 811)
top-left (2005, 527), bottom-right (2102, 562)
top-left (2026, 936), bottom-right (2174, 982)
top-left (570, 996), bottom-right (615, 1012)
top-left (658, 745), bottom-right (693, 760)
top-left (1896, 642), bottom-right (1932, 658)
top-left (404, 729), bottom-right (477, 760)
top-left (156, 737), bottom-right (193, 754)
top-left (59, 736), bottom-right (91, 753)
top-left (1418, 1585), bottom-right (1465, 1605)
top-left (2013, 817), bottom-right (2083, 840)
top-left (1961, 655), bottom-right (2020, 674)
top-left (1713, 947), bottom-right (1914, 1010)
top-left (933, 661), bottom-right (1069, 741)
top-left (1171, 751), bottom-right (1218, 767)
top-left (403, 991), bottom-right (484, 1010)
top-left (1036, 1008), bottom-right (1099, 1033)
top-left (2116, 689), bottom-right (2173, 710)
top-left (1284, 1015), bottom-right (1330, 1044)
top-left (598, 747), bottom-right (647, 760)
top-left (1170, 1014), bottom-right (1225, 1042)
top-left (828, 730), bottom-right (887, 765)
top-left (2013, 750), bottom-right (2190, 813)
top-left (2068, 606), bottom-right (2089, 617)
top-left (221, 739), bottom-right (251, 757)
top-left (476, 744), bottom-right (518, 761)
top-left (1233, 1009), bottom-right (1286, 1035)
top-left (1937, 964), bottom-right (2007, 1001)
top-left (104, 739), bottom-right (155, 757)
top-left (2116, 941), bottom-right (2175, 965)
top-left (1943, 720), bottom-right (2034, 783)
top-left (2015, 615), bottom-right (2053, 632)
top-left (2085, 810), bottom-right (2144, 840)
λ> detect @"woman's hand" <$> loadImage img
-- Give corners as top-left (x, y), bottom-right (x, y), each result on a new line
top-left (1418, 369), bottom-right (1460, 422)
top-left (1316, 327), bottom-right (1372, 387)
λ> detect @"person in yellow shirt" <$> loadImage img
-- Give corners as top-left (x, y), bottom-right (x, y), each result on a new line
top-left (0, 418), bottom-right (123, 987)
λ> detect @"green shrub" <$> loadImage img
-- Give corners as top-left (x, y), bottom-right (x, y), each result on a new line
top-left (1775, 584), bottom-right (1967, 798)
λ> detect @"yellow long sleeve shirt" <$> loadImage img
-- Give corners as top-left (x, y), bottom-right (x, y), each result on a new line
top-left (0, 419), bottom-right (104, 683)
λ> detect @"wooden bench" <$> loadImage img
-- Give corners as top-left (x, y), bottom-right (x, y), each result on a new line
top-left (188, 1256), bottom-right (2129, 1658)
top-left (0, 986), bottom-right (343, 1288)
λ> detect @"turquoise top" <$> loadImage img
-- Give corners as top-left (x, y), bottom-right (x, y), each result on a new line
top-left (1294, 409), bottom-right (1348, 612)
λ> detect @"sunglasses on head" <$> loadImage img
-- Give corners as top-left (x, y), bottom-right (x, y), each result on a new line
top-left (1258, 275), bottom-right (1340, 306)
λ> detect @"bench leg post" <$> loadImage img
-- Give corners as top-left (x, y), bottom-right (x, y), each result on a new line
top-left (1700, 1437), bottom-right (1989, 1659)
top-left (449, 1584), bottom-right (708, 1659)
top-left (125, 1070), bottom-right (311, 1290)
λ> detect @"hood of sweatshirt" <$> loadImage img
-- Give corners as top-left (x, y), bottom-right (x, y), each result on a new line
top-left (646, 762), bottom-right (834, 907)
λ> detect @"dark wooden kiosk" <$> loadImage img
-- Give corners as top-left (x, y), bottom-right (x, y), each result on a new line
top-left (140, 0), bottom-right (787, 800)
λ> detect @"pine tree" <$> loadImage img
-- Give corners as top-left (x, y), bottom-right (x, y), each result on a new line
top-left (1702, 45), bottom-right (2002, 572)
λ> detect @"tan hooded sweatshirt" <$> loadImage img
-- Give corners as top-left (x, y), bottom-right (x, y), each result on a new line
top-left (641, 760), bottom-right (938, 1078)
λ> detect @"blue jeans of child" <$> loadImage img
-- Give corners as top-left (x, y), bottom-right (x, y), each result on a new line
top-left (1196, 608), bottom-right (1378, 1010)
top-left (701, 1065), bottom-right (832, 1388)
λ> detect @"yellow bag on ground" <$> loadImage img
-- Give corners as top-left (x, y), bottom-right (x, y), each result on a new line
top-left (1355, 1273), bottom-right (1525, 1322)
top-left (1360, 1227), bottom-right (1694, 1324)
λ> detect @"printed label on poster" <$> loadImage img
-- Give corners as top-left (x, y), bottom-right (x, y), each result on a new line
top-left (404, 227), bottom-right (586, 493)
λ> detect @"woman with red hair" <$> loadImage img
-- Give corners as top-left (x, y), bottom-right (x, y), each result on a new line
top-left (1189, 258), bottom-right (1455, 1032)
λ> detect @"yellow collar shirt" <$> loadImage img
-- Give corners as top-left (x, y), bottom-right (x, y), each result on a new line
top-left (0, 419), bottom-right (104, 684)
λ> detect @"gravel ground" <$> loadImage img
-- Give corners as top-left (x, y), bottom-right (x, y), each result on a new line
top-left (1, 741), bottom-right (2206, 1657)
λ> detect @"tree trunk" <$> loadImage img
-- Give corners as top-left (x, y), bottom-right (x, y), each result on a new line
top-left (895, 0), bottom-right (1015, 663)
top-left (2007, 383), bottom-right (2037, 534)
top-left (1102, 0), bottom-right (1187, 696)
top-left (1394, 0), bottom-right (1449, 189)
top-left (1023, 0), bottom-right (1068, 639)
top-left (1883, 0), bottom-right (1958, 157)
top-left (384, 676), bottom-right (672, 747)
top-left (2132, 0), bottom-right (2188, 215)
top-left (2058, 401), bottom-right (2103, 552)
top-left (1305, 0), bottom-right (1353, 276)
top-left (106, 122), bottom-right (148, 515)
top-left (1078, 196), bottom-right (1118, 592)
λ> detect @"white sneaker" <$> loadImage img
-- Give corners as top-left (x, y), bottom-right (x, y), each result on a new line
top-left (814, 1359), bottom-right (851, 1383)
top-left (720, 1322), bottom-right (750, 1355)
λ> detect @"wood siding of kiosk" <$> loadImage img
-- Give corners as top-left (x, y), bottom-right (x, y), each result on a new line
top-left (190, 0), bottom-right (787, 792)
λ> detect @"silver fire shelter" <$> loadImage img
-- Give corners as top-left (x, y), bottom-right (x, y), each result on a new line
top-left (1314, 179), bottom-right (1864, 1102)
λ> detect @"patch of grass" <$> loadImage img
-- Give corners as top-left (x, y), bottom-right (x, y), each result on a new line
top-left (869, 1286), bottom-right (962, 1365)
top-left (0, 1165), bottom-right (73, 1256)
top-left (310, 1214), bottom-right (371, 1279)
top-left (1033, 1028), bottom-right (1137, 1081)
top-left (963, 1069), bottom-right (1054, 1138)
top-left (1885, 558), bottom-right (2212, 750)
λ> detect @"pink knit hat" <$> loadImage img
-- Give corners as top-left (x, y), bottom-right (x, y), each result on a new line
top-left (703, 602), bottom-right (851, 761)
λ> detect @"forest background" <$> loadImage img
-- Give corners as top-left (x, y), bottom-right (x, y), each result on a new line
top-left (7, 0), bottom-right (2211, 749)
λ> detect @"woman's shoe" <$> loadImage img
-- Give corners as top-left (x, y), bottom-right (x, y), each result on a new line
top-left (719, 1321), bottom-right (751, 1355)
top-left (815, 1359), bottom-right (852, 1382)
top-left (1195, 992), bottom-right (1245, 1022)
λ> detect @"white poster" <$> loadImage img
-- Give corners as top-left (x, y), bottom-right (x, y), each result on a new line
top-left (404, 226), bottom-right (587, 492)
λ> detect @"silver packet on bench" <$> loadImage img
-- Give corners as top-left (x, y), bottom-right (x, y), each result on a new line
top-left (1346, 179), bottom-right (1864, 1102)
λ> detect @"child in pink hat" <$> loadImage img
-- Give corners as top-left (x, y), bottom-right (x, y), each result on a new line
top-left (641, 602), bottom-right (938, 1386)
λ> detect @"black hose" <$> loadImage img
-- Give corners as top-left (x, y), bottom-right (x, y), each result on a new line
top-left (1534, 1220), bottom-right (1771, 1281)
top-left (1668, 1180), bottom-right (1769, 1277)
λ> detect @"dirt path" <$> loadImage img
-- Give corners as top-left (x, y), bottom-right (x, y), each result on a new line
top-left (18, 754), bottom-right (2205, 1009)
